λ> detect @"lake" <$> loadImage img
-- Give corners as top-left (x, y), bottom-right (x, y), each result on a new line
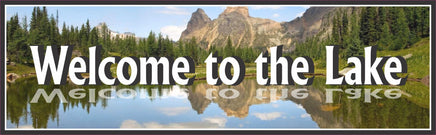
top-left (6, 77), bottom-right (429, 129)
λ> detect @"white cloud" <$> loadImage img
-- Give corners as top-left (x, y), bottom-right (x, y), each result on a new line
top-left (271, 104), bottom-right (280, 108)
top-left (203, 117), bottom-right (227, 127)
top-left (301, 6), bottom-right (311, 9)
top-left (296, 104), bottom-right (304, 110)
top-left (296, 11), bottom-right (305, 18)
top-left (252, 112), bottom-right (282, 120)
top-left (159, 7), bottom-right (190, 15)
top-left (252, 6), bottom-right (281, 10)
top-left (143, 122), bottom-right (166, 128)
top-left (120, 120), bottom-right (143, 128)
top-left (272, 13), bottom-right (280, 18)
top-left (300, 113), bottom-right (311, 118)
top-left (120, 117), bottom-right (227, 128)
top-left (158, 107), bottom-right (190, 116)
top-left (160, 25), bottom-right (187, 41)
top-left (13, 125), bottom-right (34, 129)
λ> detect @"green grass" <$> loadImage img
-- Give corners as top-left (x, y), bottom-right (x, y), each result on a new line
top-left (378, 38), bottom-right (430, 79)
top-left (108, 52), bottom-right (121, 57)
top-left (7, 63), bottom-right (35, 76)
top-left (360, 79), bottom-right (430, 108)
top-left (186, 64), bottom-right (257, 79)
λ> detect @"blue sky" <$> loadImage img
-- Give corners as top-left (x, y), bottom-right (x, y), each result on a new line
top-left (6, 5), bottom-right (309, 40)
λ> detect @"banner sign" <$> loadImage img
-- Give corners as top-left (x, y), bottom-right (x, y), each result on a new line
top-left (1, 0), bottom-right (434, 134)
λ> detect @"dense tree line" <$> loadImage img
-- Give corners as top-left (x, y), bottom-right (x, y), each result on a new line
top-left (7, 6), bottom-right (260, 66)
top-left (293, 7), bottom-right (429, 60)
top-left (7, 7), bottom-right (61, 64)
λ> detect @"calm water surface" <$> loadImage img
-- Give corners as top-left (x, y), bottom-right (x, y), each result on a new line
top-left (6, 77), bottom-right (429, 129)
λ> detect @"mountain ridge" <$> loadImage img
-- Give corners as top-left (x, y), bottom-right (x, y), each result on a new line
top-left (180, 6), bottom-right (337, 51)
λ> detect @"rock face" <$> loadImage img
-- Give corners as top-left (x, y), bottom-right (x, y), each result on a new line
top-left (180, 6), bottom-right (337, 51)
top-left (282, 7), bottom-right (336, 42)
top-left (180, 7), bottom-right (287, 49)
top-left (7, 73), bottom-right (19, 83)
top-left (181, 8), bottom-right (211, 39)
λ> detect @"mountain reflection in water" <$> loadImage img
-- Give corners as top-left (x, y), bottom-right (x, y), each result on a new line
top-left (6, 77), bottom-right (429, 129)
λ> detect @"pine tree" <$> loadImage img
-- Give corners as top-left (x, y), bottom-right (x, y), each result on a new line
top-left (28, 7), bottom-right (42, 45)
top-left (164, 36), bottom-right (174, 57)
top-left (360, 7), bottom-right (378, 46)
top-left (88, 27), bottom-right (99, 47)
top-left (79, 24), bottom-right (88, 54)
top-left (341, 11), bottom-right (348, 46)
top-left (420, 7), bottom-right (430, 37)
top-left (406, 7), bottom-right (420, 44)
top-left (124, 36), bottom-right (136, 56)
top-left (376, 7), bottom-right (387, 39)
top-left (61, 22), bottom-right (69, 45)
top-left (97, 23), bottom-right (111, 56)
top-left (40, 7), bottom-right (50, 45)
top-left (22, 16), bottom-right (28, 34)
top-left (391, 8), bottom-right (410, 50)
top-left (346, 10), bottom-right (363, 58)
top-left (331, 15), bottom-right (339, 44)
top-left (176, 40), bottom-right (184, 57)
top-left (224, 36), bottom-right (234, 57)
top-left (7, 14), bottom-right (31, 63)
top-left (186, 37), bottom-right (200, 65)
top-left (147, 31), bottom-right (157, 56)
top-left (85, 19), bottom-right (91, 39)
top-left (49, 15), bottom-right (60, 45)
top-left (378, 22), bottom-right (393, 49)
top-left (157, 34), bottom-right (163, 56)
top-left (80, 24), bottom-right (87, 45)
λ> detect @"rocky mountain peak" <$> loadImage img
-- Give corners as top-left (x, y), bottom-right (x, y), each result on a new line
top-left (220, 6), bottom-right (249, 17)
top-left (180, 7), bottom-right (338, 51)
top-left (193, 8), bottom-right (209, 19)
top-left (180, 8), bottom-right (211, 39)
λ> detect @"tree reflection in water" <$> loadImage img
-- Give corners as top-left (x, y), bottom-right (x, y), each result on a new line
top-left (6, 77), bottom-right (429, 128)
